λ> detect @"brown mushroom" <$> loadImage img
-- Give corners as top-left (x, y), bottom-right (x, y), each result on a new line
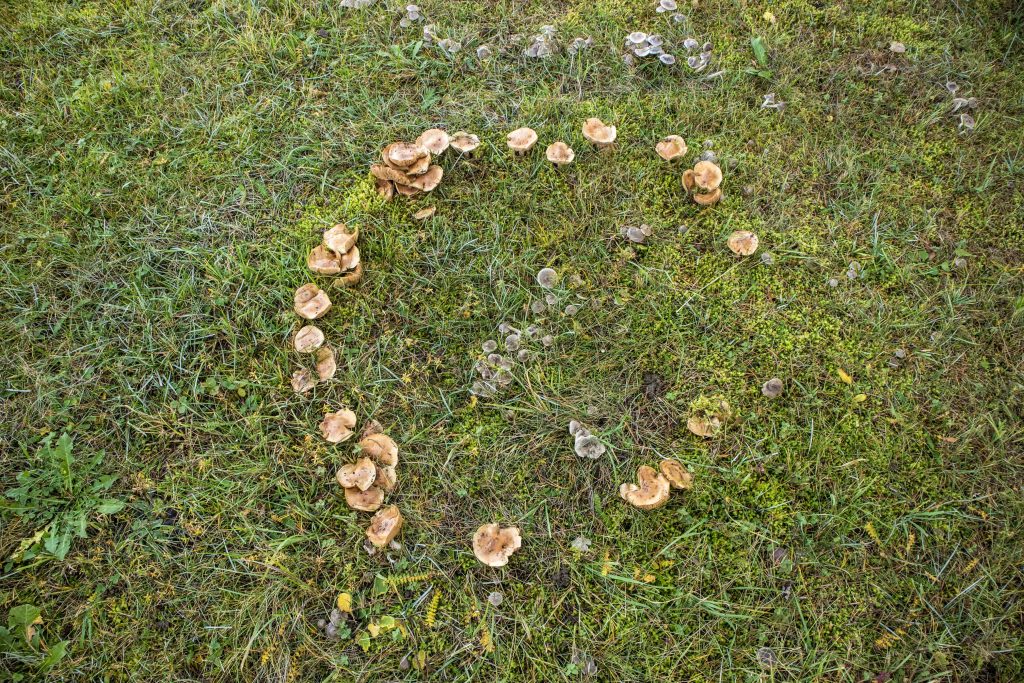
top-left (337, 246), bottom-right (360, 272)
top-left (307, 245), bottom-right (343, 275)
top-left (366, 505), bottom-right (403, 548)
top-left (727, 230), bottom-right (758, 256)
top-left (682, 169), bottom-right (696, 193)
top-left (413, 206), bottom-right (436, 220)
top-left (659, 459), bottom-right (693, 490)
top-left (316, 346), bottom-right (336, 381)
top-left (404, 154), bottom-right (432, 176)
top-left (344, 486), bottom-right (384, 512)
top-left (656, 135), bottom-right (688, 161)
top-left (334, 262), bottom-right (363, 288)
top-left (371, 163), bottom-right (417, 185)
top-left (546, 141), bottom-right (575, 166)
top-left (472, 523), bottom-right (522, 567)
top-left (582, 117), bottom-right (616, 148)
top-left (336, 457), bottom-right (377, 491)
top-left (409, 165), bottom-right (443, 192)
top-left (693, 161), bottom-right (723, 191)
top-left (449, 132), bottom-right (481, 154)
top-left (416, 128), bottom-right (450, 155)
top-left (320, 408), bottom-right (357, 443)
top-left (619, 465), bottom-right (671, 510)
top-left (693, 188), bottom-right (722, 206)
top-left (294, 283), bottom-right (332, 320)
top-left (324, 224), bottom-right (359, 255)
top-left (375, 177), bottom-right (394, 200)
top-left (359, 433), bottom-right (398, 466)
top-left (382, 142), bottom-right (429, 169)
top-left (507, 127), bottom-right (538, 154)
top-left (294, 325), bottom-right (325, 353)
top-left (686, 415), bottom-right (721, 438)
top-left (291, 368), bottom-right (316, 394)
top-left (394, 182), bottom-right (421, 197)
top-left (375, 464), bottom-right (398, 491)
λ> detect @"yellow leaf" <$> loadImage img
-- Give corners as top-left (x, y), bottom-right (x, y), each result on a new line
top-left (837, 368), bottom-right (853, 384)
top-left (763, 10), bottom-right (777, 23)
top-left (853, 393), bottom-right (867, 402)
top-left (336, 592), bottom-right (352, 613)
top-left (367, 623), bottom-right (380, 638)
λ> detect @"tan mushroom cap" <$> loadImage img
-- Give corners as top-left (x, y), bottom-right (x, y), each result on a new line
top-left (682, 169), bottom-right (696, 192)
top-left (656, 135), bottom-right (688, 161)
top-left (727, 230), bottom-right (759, 256)
top-left (582, 117), bottom-right (617, 147)
top-left (375, 464), bottom-right (398, 491)
top-left (320, 408), bottom-right (357, 443)
top-left (413, 206), bottom-right (436, 220)
top-left (409, 165), bottom-right (443, 192)
top-left (315, 346), bottom-right (336, 381)
top-left (693, 187), bottom-right (722, 206)
top-left (334, 262), bottom-right (363, 288)
top-left (686, 414), bottom-right (722, 438)
top-left (546, 141), bottom-right (575, 166)
top-left (336, 457), bottom-right (377, 491)
top-left (371, 163), bottom-right (417, 185)
top-left (294, 283), bottom-right (332, 319)
top-left (308, 245), bottom-right (343, 275)
top-left (382, 142), bottom-right (429, 169)
top-left (344, 485), bottom-right (384, 512)
top-left (507, 127), bottom-right (538, 153)
top-left (359, 433), bottom-right (399, 466)
top-left (291, 368), bottom-right (316, 394)
top-left (619, 465), bottom-right (671, 510)
top-left (324, 224), bottom-right (359, 255)
top-left (416, 128), bottom-right (450, 155)
top-left (659, 459), bottom-right (693, 490)
top-left (693, 161), bottom-right (723, 191)
top-left (404, 154), bottom-right (432, 176)
top-left (337, 246), bottom-right (360, 272)
top-left (472, 523), bottom-right (522, 567)
top-left (294, 325), bottom-right (325, 353)
top-left (449, 131), bottom-right (481, 153)
top-left (375, 177), bottom-right (394, 200)
top-left (394, 182), bottom-right (421, 197)
top-left (366, 505), bottom-right (403, 548)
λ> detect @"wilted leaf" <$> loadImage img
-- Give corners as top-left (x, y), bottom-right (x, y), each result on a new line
top-left (336, 592), bottom-right (352, 613)
top-left (837, 368), bottom-right (853, 384)
top-left (853, 393), bottom-right (867, 403)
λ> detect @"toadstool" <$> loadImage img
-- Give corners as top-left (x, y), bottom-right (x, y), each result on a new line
top-left (416, 128), bottom-right (450, 155)
top-left (582, 118), bottom-right (616, 149)
top-left (375, 464), bottom-right (398, 492)
top-left (382, 142), bottom-right (429, 170)
top-left (335, 262), bottom-right (363, 288)
top-left (656, 135), bottom-right (688, 161)
top-left (320, 408), bottom-right (357, 443)
top-left (659, 459), bottom-right (693, 490)
top-left (294, 283), bottom-right (332, 320)
top-left (359, 433), bottom-right (399, 466)
top-left (409, 165), bottom-right (443, 192)
top-left (324, 224), bottom-right (359, 255)
top-left (294, 325), bottom-right (325, 353)
top-left (316, 346), bottom-right (336, 381)
top-left (507, 127), bottom-right (538, 154)
top-left (693, 188), bottom-right (722, 206)
top-left (546, 141), bottom-right (575, 166)
top-left (727, 230), bottom-right (759, 256)
top-left (449, 132), bottom-right (481, 154)
top-left (308, 245), bottom-right (343, 274)
top-left (336, 456), bottom-right (377, 491)
top-left (693, 160), bottom-right (723, 191)
top-left (344, 485), bottom-right (384, 512)
top-left (291, 368), bottom-right (316, 394)
top-left (472, 523), bottom-right (522, 567)
top-left (366, 505), bottom-right (403, 548)
top-left (619, 465), bottom-right (671, 510)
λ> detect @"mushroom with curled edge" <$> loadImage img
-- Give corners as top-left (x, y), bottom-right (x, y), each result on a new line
top-left (359, 433), bottom-right (399, 467)
top-left (291, 368), bottom-right (317, 394)
top-left (449, 132), bottom-right (481, 155)
top-left (335, 262), bottom-right (363, 288)
top-left (344, 485), bottom-right (384, 512)
top-left (323, 224), bottom-right (359, 255)
top-left (656, 135), bottom-right (688, 161)
top-left (582, 118), bottom-right (617, 149)
top-left (382, 142), bottom-right (430, 171)
top-left (619, 465), bottom-right (671, 510)
top-left (294, 283), bottom-right (332, 319)
top-left (546, 141), bottom-right (575, 167)
top-left (416, 128), bottom-right (450, 155)
top-left (659, 459), bottom-right (693, 490)
top-left (366, 505), bottom-right (403, 548)
top-left (336, 457), bottom-right (377, 491)
top-left (307, 245), bottom-right (344, 275)
top-left (472, 523), bottom-right (522, 567)
top-left (320, 408), bottom-right (357, 443)
top-left (507, 127), bottom-right (538, 154)
top-left (294, 325), bottom-right (325, 353)
top-left (409, 165), bottom-right (443, 192)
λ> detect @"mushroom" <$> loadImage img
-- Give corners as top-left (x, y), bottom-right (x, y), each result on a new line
top-left (344, 486), bottom-right (384, 512)
top-left (727, 230), bottom-right (759, 256)
top-left (320, 408), bottom-right (357, 443)
top-left (336, 457), bottom-right (377, 491)
top-left (574, 433), bottom-right (606, 459)
top-left (507, 127), bottom-right (538, 154)
top-left (656, 135), bottom-right (688, 161)
top-left (294, 283), bottom-right (332, 319)
top-left (413, 206), bottom-right (436, 220)
top-left (686, 415), bottom-right (720, 437)
top-left (291, 368), bottom-right (316, 394)
top-left (693, 188), bottom-right (722, 206)
top-left (382, 142), bottom-right (429, 170)
top-left (366, 505), bottom-right (403, 548)
top-left (335, 262), bottom-right (363, 288)
top-left (337, 246), bottom-right (360, 272)
top-left (375, 178), bottom-right (394, 201)
top-left (619, 465), bottom-right (671, 510)
top-left (324, 224), bottom-right (359, 255)
top-left (375, 464), bottom-right (398, 491)
top-left (472, 523), bottom-right (522, 567)
top-left (316, 346), bottom-right (336, 381)
top-left (371, 163), bottom-right (418, 185)
top-left (536, 267), bottom-right (558, 288)
top-left (681, 169), bottom-right (696, 192)
top-left (546, 141), bottom-right (575, 166)
top-left (582, 118), bottom-right (616, 148)
top-left (359, 433), bottom-right (399, 466)
top-left (762, 377), bottom-right (784, 398)
top-left (693, 161), bottom-right (723, 191)
top-left (687, 397), bottom-right (732, 438)
top-left (308, 245), bottom-right (343, 274)
top-left (294, 325), bottom-right (325, 353)
top-left (394, 182), bottom-right (421, 197)
top-left (409, 165), bottom-right (443, 192)
top-left (416, 128), bottom-right (450, 155)
top-left (449, 132), bottom-right (480, 154)
top-left (659, 459), bottom-right (693, 489)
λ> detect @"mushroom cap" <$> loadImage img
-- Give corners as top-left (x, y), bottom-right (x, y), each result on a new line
top-left (294, 325), bottom-right (325, 353)
top-left (409, 165), bottom-right (443, 191)
top-left (308, 245), bottom-right (343, 275)
top-left (413, 206), bottom-right (436, 220)
top-left (686, 414), bottom-right (721, 438)
top-left (291, 368), bottom-right (316, 394)
top-left (366, 505), bottom-right (403, 548)
top-left (344, 485), bottom-right (384, 512)
top-left (371, 163), bottom-right (417, 185)
top-left (762, 377), bottom-right (784, 398)
top-left (315, 346), bottom-right (336, 381)
top-left (472, 523), bottom-right (522, 567)
top-left (336, 457), bottom-right (377, 491)
top-left (681, 169), bottom-right (696, 192)
top-left (693, 188), bottom-right (722, 206)
top-left (416, 128), bottom-right (450, 155)
top-left (382, 142), bottom-right (429, 169)
top-left (619, 465), bottom-right (671, 510)
top-left (693, 161), bottom-right (723, 191)
top-left (582, 117), bottom-right (617, 145)
top-left (404, 154), bottom-right (432, 176)
top-left (324, 224), bottom-right (359, 255)
top-left (394, 182), bottom-right (422, 197)
top-left (507, 127), bottom-right (538, 152)
top-left (375, 178), bottom-right (394, 200)
top-left (546, 141), bottom-right (575, 165)
top-left (574, 433), bottom-right (606, 459)
top-left (294, 284), bottom-right (332, 319)
top-left (320, 408), bottom-right (357, 443)
top-left (449, 131), bottom-right (481, 153)
top-left (659, 459), bottom-right (693, 489)
top-left (656, 135), bottom-right (688, 161)
top-left (727, 230), bottom-right (758, 255)
top-left (334, 262), bottom-right (363, 288)
top-left (359, 433), bottom-right (399, 466)
top-left (375, 464), bottom-right (398, 491)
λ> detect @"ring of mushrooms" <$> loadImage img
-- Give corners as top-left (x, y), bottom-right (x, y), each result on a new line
top-left (619, 465), bottom-right (671, 510)
top-left (507, 127), bottom-right (538, 154)
top-left (656, 135), bottom-right (688, 161)
top-left (366, 505), bottom-right (403, 548)
top-left (582, 118), bottom-right (616, 149)
top-left (472, 523), bottom-right (522, 567)
top-left (546, 141), bottom-right (575, 166)
top-left (682, 160), bottom-right (723, 206)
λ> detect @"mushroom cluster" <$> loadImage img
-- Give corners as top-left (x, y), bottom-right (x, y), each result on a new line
top-left (291, 284), bottom-right (340, 393)
top-left (569, 420), bottom-right (606, 459)
top-left (619, 459), bottom-right (692, 510)
top-left (681, 160), bottom-right (723, 206)
top-left (308, 223), bottom-right (363, 287)
top-left (371, 136), bottom-right (446, 200)
top-left (624, 32), bottom-right (676, 66)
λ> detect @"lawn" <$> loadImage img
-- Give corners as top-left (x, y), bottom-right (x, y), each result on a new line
top-left (2, 0), bottom-right (1023, 680)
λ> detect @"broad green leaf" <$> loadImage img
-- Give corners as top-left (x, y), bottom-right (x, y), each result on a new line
top-left (96, 499), bottom-right (125, 515)
top-left (751, 36), bottom-right (768, 66)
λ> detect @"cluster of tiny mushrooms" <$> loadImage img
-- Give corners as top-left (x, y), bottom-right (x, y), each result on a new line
top-left (288, 118), bottom-right (767, 567)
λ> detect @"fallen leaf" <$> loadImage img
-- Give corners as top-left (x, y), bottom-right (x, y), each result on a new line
top-left (853, 393), bottom-right (867, 402)
top-left (336, 592), bottom-right (352, 613)
top-left (837, 368), bottom-right (853, 384)
top-left (413, 206), bottom-right (436, 220)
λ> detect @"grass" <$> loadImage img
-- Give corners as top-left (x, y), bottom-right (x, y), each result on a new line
top-left (1, 0), bottom-right (1023, 680)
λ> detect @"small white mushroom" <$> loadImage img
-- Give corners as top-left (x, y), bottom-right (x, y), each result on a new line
top-left (536, 268), bottom-right (558, 288)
